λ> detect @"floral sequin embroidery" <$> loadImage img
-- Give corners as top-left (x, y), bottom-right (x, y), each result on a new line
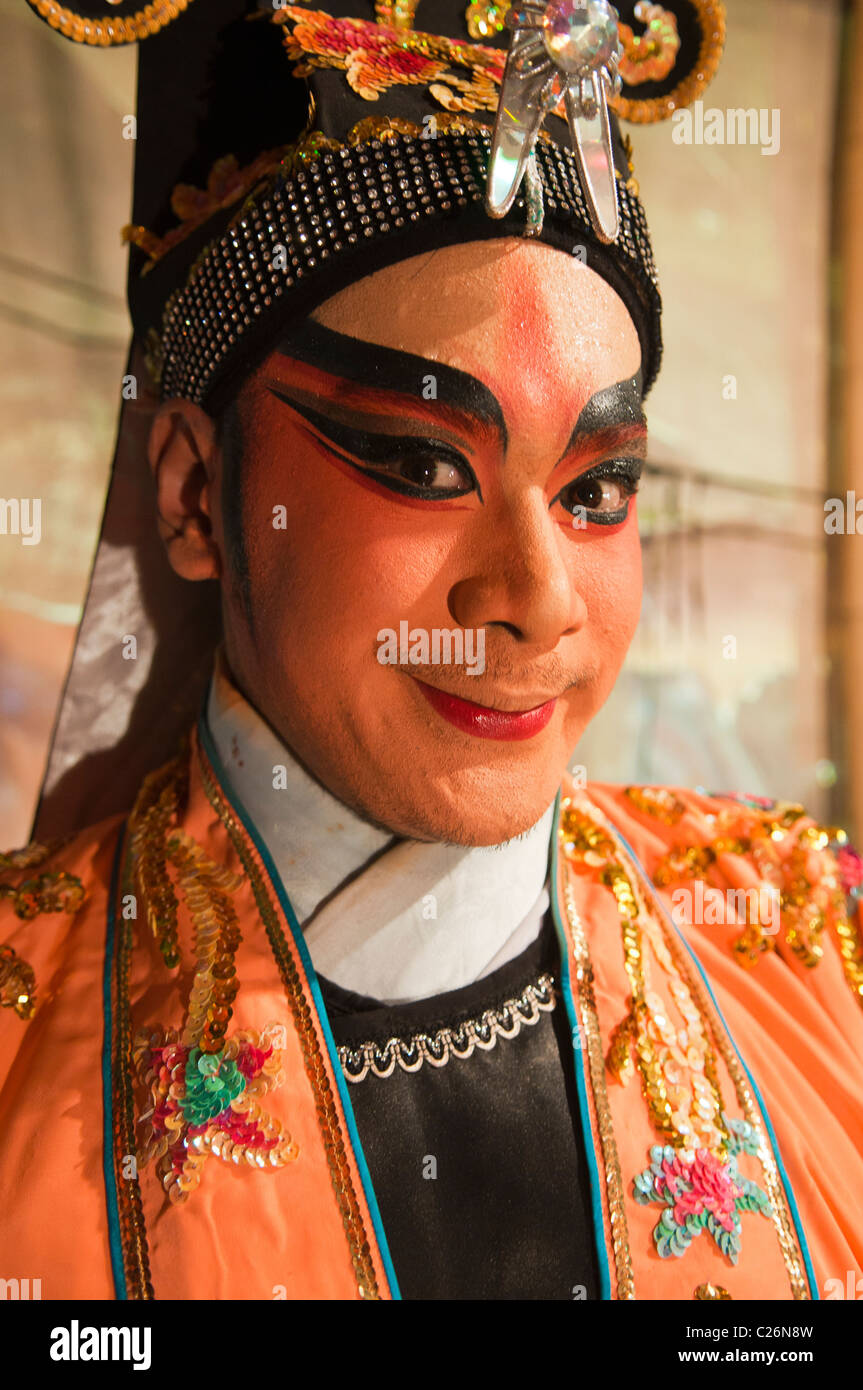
top-left (561, 797), bottom-right (779, 1273)
top-left (128, 759), bottom-right (299, 1202)
top-left (134, 1025), bottom-right (298, 1202)
top-left (274, 6), bottom-right (505, 113)
top-left (634, 1117), bottom-right (772, 1262)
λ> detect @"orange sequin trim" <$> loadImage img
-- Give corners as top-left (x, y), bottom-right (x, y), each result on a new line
top-left (617, 3), bottom-right (680, 86)
top-left (614, 0), bottom-right (726, 123)
top-left (25, 0), bottom-right (194, 46)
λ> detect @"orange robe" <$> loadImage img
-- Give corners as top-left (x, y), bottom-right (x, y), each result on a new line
top-left (1, 722), bottom-right (862, 1300)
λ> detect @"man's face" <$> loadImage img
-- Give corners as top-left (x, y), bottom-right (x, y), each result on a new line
top-left (214, 239), bottom-right (644, 845)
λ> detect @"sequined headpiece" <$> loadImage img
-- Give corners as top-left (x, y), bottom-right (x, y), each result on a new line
top-left (27, 0), bottom-right (725, 407)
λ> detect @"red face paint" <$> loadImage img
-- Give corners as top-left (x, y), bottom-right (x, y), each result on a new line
top-left (215, 242), bottom-right (644, 847)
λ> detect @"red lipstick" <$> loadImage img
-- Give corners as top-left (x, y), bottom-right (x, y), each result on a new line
top-left (413, 678), bottom-right (557, 741)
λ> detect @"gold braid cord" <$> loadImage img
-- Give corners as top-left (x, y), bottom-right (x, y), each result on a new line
top-left (560, 796), bottom-right (811, 1298)
top-left (645, 793), bottom-right (863, 1011)
top-left (126, 754), bottom-right (299, 1210)
top-left (196, 742), bottom-right (383, 1299)
top-left (117, 743), bottom-right (382, 1295)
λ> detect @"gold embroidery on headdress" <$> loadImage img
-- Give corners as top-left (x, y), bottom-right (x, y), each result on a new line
top-left (123, 108), bottom-right (496, 277)
top-left (122, 135), bottom-right (341, 271)
top-left (375, 0), bottom-right (420, 28)
top-left (464, 0), bottom-right (508, 39)
top-left (275, 6), bottom-right (506, 110)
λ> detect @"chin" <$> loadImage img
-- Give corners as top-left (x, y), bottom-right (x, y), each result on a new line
top-left (343, 757), bottom-right (567, 847)
top-left (308, 695), bottom-right (592, 845)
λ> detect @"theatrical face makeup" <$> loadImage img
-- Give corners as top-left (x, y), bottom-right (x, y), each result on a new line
top-left (208, 239), bottom-right (646, 844)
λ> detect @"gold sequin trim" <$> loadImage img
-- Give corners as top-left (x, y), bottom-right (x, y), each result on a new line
top-left (348, 111), bottom-right (492, 143)
top-left (0, 869), bottom-right (85, 922)
top-left (617, 4), bottom-right (680, 87)
top-left (624, 785), bottom-right (686, 826)
top-left (560, 867), bottom-right (636, 1300)
top-left (26, 0), bottom-right (194, 46)
top-left (834, 903), bottom-right (863, 1011)
top-left (196, 740), bottom-right (383, 1300)
top-left (128, 754), bottom-right (188, 967)
top-left (595, 805), bottom-right (812, 1299)
top-left (114, 825), bottom-right (156, 1300)
top-left (1, 836), bottom-right (86, 1020)
top-left (651, 798), bottom-right (863, 1002)
top-left (563, 802), bottom-right (728, 1154)
top-left (127, 772), bottom-right (299, 1203)
top-left (695, 1282), bottom-right (731, 1299)
top-left (0, 944), bottom-right (37, 1021)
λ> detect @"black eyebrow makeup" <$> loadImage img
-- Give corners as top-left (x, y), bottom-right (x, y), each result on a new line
top-left (275, 319), bottom-right (508, 450)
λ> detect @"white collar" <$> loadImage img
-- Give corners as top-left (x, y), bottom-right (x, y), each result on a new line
top-left (205, 658), bottom-right (554, 1004)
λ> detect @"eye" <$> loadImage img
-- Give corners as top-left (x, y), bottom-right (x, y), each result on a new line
top-left (554, 460), bottom-right (642, 525)
top-left (266, 385), bottom-right (479, 501)
top-left (567, 475), bottom-right (628, 511)
top-left (363, 451), bottom-right (474, 496)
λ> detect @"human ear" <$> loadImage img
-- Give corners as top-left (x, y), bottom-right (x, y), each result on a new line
top-left (147, 399), bottom-right (221, 581)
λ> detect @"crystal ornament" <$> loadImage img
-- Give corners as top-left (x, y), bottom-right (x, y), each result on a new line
top-left (486, 0), bottom-right (623, 242)
top-left (541, 0), bottom-right (618, 73)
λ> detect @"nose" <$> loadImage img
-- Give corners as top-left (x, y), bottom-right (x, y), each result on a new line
top-left (447, 490), bottom-right (587, 648)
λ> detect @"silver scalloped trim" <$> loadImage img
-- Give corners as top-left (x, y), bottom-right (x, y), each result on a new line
top-left (338, 971), bottom-right (557, 1083)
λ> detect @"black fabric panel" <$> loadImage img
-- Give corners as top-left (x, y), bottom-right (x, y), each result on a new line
top-left (321, 915), bottom-right (601, 1300)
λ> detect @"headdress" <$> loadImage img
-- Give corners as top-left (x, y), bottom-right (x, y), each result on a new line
top-left (24, 0), bottom-right (725, 835)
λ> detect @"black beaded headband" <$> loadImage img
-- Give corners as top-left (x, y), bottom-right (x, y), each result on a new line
top-left (156, 123), bottom-right (661, 407)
